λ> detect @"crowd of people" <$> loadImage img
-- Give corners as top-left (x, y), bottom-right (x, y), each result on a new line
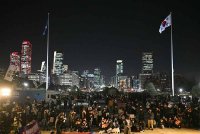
top-left (0, 91), bottom-right (200, 134)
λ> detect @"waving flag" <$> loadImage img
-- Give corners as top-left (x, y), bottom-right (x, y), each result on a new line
top-left (159, 14), bottom-right (171, 33)
top-left (43, 21), bottom-right (48, 35)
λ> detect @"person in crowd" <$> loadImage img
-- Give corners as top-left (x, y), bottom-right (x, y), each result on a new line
top-left (123, 116), bottom-right (131, 134)
top-left (0, 91), bottom-right (200, 133)
top-left (12, 114), bottom-right (22, 134)
top-left (81, 118), bottom-right (89, 132)
top-left (174, 116), bottom-right (181, 128)
top-left (167, 117), bottom-right (174, 128)
top-left (55, 112), bottom-right (65, 134)
top-left (138, 108), bottom-right (146, 132)
top-left (147, 109), bottom-right (154, 130)
top-left (74, 118), bottom-right (82, 132)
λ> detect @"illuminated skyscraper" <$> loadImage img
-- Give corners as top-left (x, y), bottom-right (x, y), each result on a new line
top-left (10, 52), bottom-right (20, 72)
top-left (21, 40), bottom-right (32, 74)
top-left (94, 68), bottom-right (101, 89)
top-left (142, 52), bottom-right (153, 74)
top-left (116, 60), bottom-right (123, 88)
top-left (116, 60), bottom-right (123, 75)
top-left (52, 51), bottom-right (64, 75)
top-left (139, 52), bottom-right (153, 91)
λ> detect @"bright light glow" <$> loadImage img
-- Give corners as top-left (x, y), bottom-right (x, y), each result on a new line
top-left (1, 87), bottom-right (11, 97)
top-left (117, 60), bottom-right (123, 63)
top-left (23, 82), bottom-right (28, 87)
top-left (179, 88), bottom-right (183, 93)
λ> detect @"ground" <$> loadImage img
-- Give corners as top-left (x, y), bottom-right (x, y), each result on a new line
top-left (42, 128), bottom-right (200, 134)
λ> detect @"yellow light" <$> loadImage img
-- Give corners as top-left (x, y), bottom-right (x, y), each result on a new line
top-left (1, 87), bottom-right (11, 97)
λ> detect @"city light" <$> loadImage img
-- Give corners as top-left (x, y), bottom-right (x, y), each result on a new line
top-left (23, 82), bottom-right (29, 87)
top-left (0, 87), bottom-right (11, 97)
top-left (179, 88), bottom-right (183, 93)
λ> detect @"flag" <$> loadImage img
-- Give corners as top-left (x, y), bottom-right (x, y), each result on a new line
top-left (159, 14), bottom-right (171, 33)
top-left (43, 21), bottom-right (48, 35)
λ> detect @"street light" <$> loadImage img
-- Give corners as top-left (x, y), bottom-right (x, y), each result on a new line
top-left (23, 82), bottom-right (29, 87)
top-left (0, 87), bottom-right (11, 97)
top-left (179, 88), bottom-right (183, 93)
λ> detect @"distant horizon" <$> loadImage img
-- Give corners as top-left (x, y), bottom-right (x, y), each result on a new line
top-left (1, 0), bottom-right (200, 83)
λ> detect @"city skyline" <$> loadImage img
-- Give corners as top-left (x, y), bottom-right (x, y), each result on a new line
top-left (0, 0), bottom-right (200, 81)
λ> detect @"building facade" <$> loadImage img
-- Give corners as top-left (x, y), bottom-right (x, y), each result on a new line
top-left (142, 52), bottom-right (153, 74)
top-left (21, 41), bottom-right (32, 75)
top-left (53, 51), bottom-right (64, 75)
top-left (94, 68), bottom-right (101, 89)
top-left (10, 52), bottom-right (20, 72)
top-left (116, 60), bottom-right (123, 88)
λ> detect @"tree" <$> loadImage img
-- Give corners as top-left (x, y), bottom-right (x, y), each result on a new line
top-left (191, 84), bottom-right (200, 97)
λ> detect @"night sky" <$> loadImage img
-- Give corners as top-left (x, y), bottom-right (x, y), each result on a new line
top-left (0, 0), bottom-right (200, 82)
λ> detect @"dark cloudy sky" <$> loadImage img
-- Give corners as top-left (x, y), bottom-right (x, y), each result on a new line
top-left (0, 0), bottom-right (200, 81)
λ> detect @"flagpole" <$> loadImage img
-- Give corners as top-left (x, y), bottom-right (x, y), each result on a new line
top-left (170, 12), bottom-right (174, 96)
top-left (46, 12), bottom-right (50, 91)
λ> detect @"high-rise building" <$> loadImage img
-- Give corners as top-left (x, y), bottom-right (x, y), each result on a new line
top-left (21, 40), bottom-right (32, 75)
top-left (116, 60), bottom-right (123, 75)
top-left (131, 76), bottom-right (140, 91)
top-left (160, 73), bottom-right (171, 92)
top-left (52, 51), bottom-right (64, 75)
top-left (59, 73), bottom-right (72, 86)
top-left (10, 52), bottom-right (20, 72)
top-left (139, 52), bottom-right (153, 91)
top-left (118, 75), bottom-right (127, 90)
top-left (72, 72), bottom-right (80, 88)
top-left (116, 60), bottom-right (123, 88)
top-left (28, 73), bottom-right (40, 82)
top-left (87, 73), bottom-right (94, 89)
top-left (94, 68), bottom-right (101, 89)
top-left (142, 52), bottom-right (153, 74)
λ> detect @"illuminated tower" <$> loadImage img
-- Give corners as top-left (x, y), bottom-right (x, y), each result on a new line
top-left (10, 52), bottom-right (20, 72)
top-left (52, 51), bottom-right (64, 75)
top-left (94, 68), bottom-right (101, 89)
top-left (116, 60), bottom-right (123, 88)
top-left (116, 60), bottom-right (123, 75)
top-left (142, 52), bottom-right (153, 74)
top-left (21, 40), bottom-right (32, 74)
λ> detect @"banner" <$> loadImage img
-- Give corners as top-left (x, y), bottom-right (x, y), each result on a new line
top-left (20, 120), bottom-right (40, 134)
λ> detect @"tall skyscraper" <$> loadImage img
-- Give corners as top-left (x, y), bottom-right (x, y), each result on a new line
top-left (142, 52), bottom-right (153, 74)
top-left (116, 60), bottom-right (123, 75)
top-left (21, 40), bottom-right (32, 75)
top-left (10, 52), bottom-right (20, 72)
top-left (116, 60), bottom-right (123, 88)
top-left (52, 51), bottom-right (64, 75)
top-left (139, 52), bottom-right (153, 91)
top-left (94, 68), bottom-right (101, 89)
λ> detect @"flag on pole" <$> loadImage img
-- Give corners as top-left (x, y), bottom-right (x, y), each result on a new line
top-left (159, 14), bottom-right (171, 33)
top-left (43, 21), bottom-right (48, 35)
